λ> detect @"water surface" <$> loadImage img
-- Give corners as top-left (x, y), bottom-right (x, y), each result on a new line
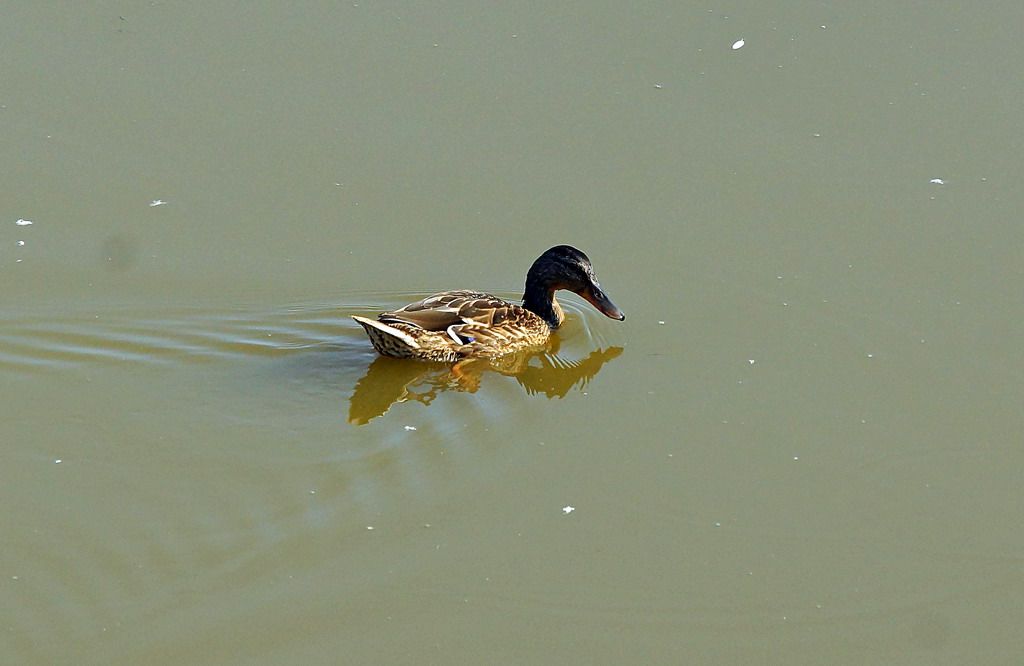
top-left (2, 2), bottom-right (1023, 664)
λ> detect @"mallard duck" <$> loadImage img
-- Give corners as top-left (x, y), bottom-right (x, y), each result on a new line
top-left (353, 245), bottom-right (624, 362)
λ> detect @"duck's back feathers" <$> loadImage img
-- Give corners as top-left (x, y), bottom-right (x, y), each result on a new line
top-left (354, 291), bottom-right (550, 362)
top-left (380, 291), bottom-right (512, 331)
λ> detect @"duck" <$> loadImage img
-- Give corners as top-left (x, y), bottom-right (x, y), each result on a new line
top-left (353, 245), bottom-right (625, 362)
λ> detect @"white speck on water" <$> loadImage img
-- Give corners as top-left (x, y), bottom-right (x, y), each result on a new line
top-left (404, 425), bottom-right (417, 431)
top-left (562, 506), bottom-right (575, 514)
top-left (714, 522), bottom-right (721, 527)
top-left (820, 25), bottom-right (827, 29)
top-left (16, 240), bottom-right (25, 246)
top-left (812, 133), bottom-right (821, 138)
top-left (732, 39), bottom-right (745, 50)
top-left (15, 219), bottom-right (32, 226)
top-left (366, 525), bottom-right (374, 530)
top-left (309, 490), bottom-right (316, 495)
top-left (867, 353), bottom-right (874, 358)
top-left (149, 200), bottom-right (167, 207)
top-left (793, 456), bottom-right (799, 461)
top-left (929, 178), bottom-right (945, 185)
top-left (658, 320), bottom-right (665, 325)
top-left (54, 459), bottom-right (62, 464)
top-left (748, 359), bottom-right (756, 365)
top-left (653, 83), bottom-right (663, 89)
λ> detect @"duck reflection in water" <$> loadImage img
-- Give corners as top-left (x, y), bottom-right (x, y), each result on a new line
top-left (347, 340), bottom-right (623, 425)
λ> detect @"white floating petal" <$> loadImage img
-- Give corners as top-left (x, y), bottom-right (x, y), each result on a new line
top-left (732, 39), bottom-right (745, 50)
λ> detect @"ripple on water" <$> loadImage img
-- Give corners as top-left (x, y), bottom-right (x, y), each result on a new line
top-left (0, 294), bottom-right (621, 367)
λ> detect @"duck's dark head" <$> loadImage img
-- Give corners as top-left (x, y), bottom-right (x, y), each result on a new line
top-left (522, 245), bottom-right (625, 329)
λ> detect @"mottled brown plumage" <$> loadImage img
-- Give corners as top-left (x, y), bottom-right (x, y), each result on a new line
top-left (353, 246), bottom-right (624, 362)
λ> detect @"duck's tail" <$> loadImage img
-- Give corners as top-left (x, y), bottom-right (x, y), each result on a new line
top-left (352, 316), bottom-right (421, 358)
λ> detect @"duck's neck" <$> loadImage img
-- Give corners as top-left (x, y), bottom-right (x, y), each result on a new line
top-left (522, 281), bottom-right (564, 329)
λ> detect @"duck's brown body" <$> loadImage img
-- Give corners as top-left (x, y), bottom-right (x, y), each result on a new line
top-left (353, 246), bottom-right (623, 362)
top-left (354, 291), bottom-right (552, 362)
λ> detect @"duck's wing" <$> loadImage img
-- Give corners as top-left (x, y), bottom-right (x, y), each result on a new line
top-left (447, 304), bottom-right (550, 350)
top-left (380, 291), bottom-right (515, 331)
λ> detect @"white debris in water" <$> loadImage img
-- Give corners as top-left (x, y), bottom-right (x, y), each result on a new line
top-left (748, 359), bottom-right (756, 365)
top-left (16, 240), bottom-right (25, 246)
top-left (54, 459), bottom-right (62, 464)
top-left (732, 39), bottom-right (745, 50)
top-left (15, 219), bottom-right (33, 226)
top-left (929, 178), bottom-right (945, 185)
top-left (149, 199), bottom-right (167, 207)
top-left (562, 506), bottom-right (575, 514)
top-left (658, 320), bottom-right (665, 325)
top-left (404, 425), bottom-right (417, 431)
top-left (366, 525), bottom-right (374, 530)
top-left (653, 83), bottom-right (664, 89)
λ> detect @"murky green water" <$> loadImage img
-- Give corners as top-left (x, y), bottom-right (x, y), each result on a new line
top-left (3, 2), bottom-right (1022, 664)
